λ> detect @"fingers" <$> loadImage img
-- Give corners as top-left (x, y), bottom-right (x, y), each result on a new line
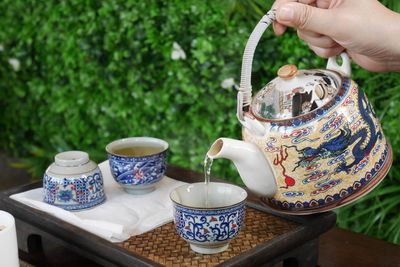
top-left (297, 30), bottom-right (337, 48)
top-left (272, 0), bottom-right (300, 35)
top-left (271, 0), bottom-right (343, 59)
top-left (347, 52), bottom-right (392, 72)
top-left (276, 2), bottom-right (334, 35)
top-left (272, 0), bottom-right (329, 34)
top-left (272, 0), bottom-right (311, 35)
top-left (273, 22), bottom-right (287, 35)
top-left (315, 0), bottom-right (331, 8)
top-left (308, 44), bottom-right (344, 58)
top-left (271, 0), bottom-right (333, 34)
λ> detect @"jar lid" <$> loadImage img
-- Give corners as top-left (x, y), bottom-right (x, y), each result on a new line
top-left (251, 64), bottom-right (342, 120)
top-left (55, 151), bottom-right (89, 167)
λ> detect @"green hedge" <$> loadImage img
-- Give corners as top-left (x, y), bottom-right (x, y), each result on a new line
top-left (1, 0), bottom-right (399, 244)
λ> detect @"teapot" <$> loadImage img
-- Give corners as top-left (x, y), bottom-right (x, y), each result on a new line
top-left (207, 10), bottom-right (392, 214)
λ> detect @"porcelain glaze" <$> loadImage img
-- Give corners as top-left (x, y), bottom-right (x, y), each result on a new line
top-left (244, 79), bottom-right (392, 213)
top-left (106, 137), bottom-right (168, 194)
top-left (170, 182), bottom-right (247, 254)
top-left (208, 10), bottom-right (392, 214)
top-left (0, 211), bottom-right (19, 267)
top-left (208, 138), bottom-right (277, 197)
top-left (43, 151), bottom-right (106, 211)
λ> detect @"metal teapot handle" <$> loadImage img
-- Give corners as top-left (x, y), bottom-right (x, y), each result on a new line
top-left (237, 9), bottom-right (352, 123)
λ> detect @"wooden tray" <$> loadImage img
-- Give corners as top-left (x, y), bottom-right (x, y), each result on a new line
top-left (0, 165), bottom-right (336, 266)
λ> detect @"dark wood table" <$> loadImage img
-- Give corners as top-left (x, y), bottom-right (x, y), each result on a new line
top-left (0, 164), bottom-right (398, 267)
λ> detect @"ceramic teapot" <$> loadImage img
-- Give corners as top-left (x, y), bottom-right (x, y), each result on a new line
top-left (207, 10), bottom-right (392, 214)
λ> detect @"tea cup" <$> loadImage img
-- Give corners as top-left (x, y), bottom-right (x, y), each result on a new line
top-left (0, 211), bottom-right (19, 267)
top-left (170, 182), bottom-right (247, 254)
top-left (43, 151), bottom-right (106, 211)
top-left (106, 137), bottom-right (168, 194)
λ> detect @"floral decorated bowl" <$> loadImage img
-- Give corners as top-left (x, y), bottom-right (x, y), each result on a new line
top-left (170, 182), bottom-right (247, 254)
top-left (43, 151), bottom-right (106, 211)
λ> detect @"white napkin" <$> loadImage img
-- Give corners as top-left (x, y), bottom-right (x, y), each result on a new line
top-left (10, 161), bottom-right (186, 243)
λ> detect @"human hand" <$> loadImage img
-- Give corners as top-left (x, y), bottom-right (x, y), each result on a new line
top-left (272, 0), bottom-right (400, 72)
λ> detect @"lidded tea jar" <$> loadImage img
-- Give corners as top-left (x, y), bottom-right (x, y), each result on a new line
top-left (43, 151), bottom-right (106, 211)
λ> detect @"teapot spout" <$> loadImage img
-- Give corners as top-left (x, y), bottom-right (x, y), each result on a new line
top-left (207, 138), bottom-right (277, 197)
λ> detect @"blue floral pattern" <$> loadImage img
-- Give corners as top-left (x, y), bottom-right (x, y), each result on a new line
top-left (57, 190), bottom-right (73, 202)
top-left (173, 203), bottom-right (246, 245)
top-left (43, 172), bottom-right (106, 211)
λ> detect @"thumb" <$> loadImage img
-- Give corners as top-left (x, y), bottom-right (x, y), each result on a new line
top-left (276, 2), bottom-right (334, 35)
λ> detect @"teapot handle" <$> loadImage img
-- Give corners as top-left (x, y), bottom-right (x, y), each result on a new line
top-left (327, 52), bottom-right (352, 77)
top-left (237, 9), bottom-right (276, 122)
top-left (237, 10), bottom-right (352, 123)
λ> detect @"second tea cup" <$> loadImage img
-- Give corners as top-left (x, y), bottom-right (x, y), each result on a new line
top-left (170, 182), bottom-right (247, 254)
top-left (106, 137), bottom-right (168, 194)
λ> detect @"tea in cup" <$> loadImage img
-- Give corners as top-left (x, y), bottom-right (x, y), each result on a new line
top-left (106, 137), bottom-right (168, 194)
top-left (170, 182), bottom-right (247, 254)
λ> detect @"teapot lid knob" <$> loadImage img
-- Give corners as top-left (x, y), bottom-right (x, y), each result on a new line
top-left (277, 64), bottom-right (298, 79)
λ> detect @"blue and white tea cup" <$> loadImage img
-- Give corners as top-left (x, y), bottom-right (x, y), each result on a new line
top-left (170, 182), bottom-right (247, 254)
top-left (106, 137), bottom-right (168, 194)
top-left (43, 151), bottom-right (106, 211)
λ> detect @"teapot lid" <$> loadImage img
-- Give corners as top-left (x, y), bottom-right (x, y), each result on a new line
top-left (251, 64), bottom-right (342, 120)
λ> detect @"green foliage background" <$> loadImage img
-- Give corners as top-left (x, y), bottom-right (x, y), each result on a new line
top-left (1, 0), bottom-right (399, 244)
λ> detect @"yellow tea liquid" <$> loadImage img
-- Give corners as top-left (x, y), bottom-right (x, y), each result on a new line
top-left (112, 146), bottom-right (163, 157)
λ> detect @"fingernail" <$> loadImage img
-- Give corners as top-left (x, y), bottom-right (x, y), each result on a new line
top-left (278, 6), bottom-right (294, 21)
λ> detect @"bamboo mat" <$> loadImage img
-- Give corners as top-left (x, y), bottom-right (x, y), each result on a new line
top-left (118, 207), bottom-right (298, 266)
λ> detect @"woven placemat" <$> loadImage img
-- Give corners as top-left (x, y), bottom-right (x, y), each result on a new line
top-left (118, 207), bottom-right (298, 266)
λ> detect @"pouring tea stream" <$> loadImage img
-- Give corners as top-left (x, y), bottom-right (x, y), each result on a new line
top-left (207, 10), bottom-right (392, 214)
